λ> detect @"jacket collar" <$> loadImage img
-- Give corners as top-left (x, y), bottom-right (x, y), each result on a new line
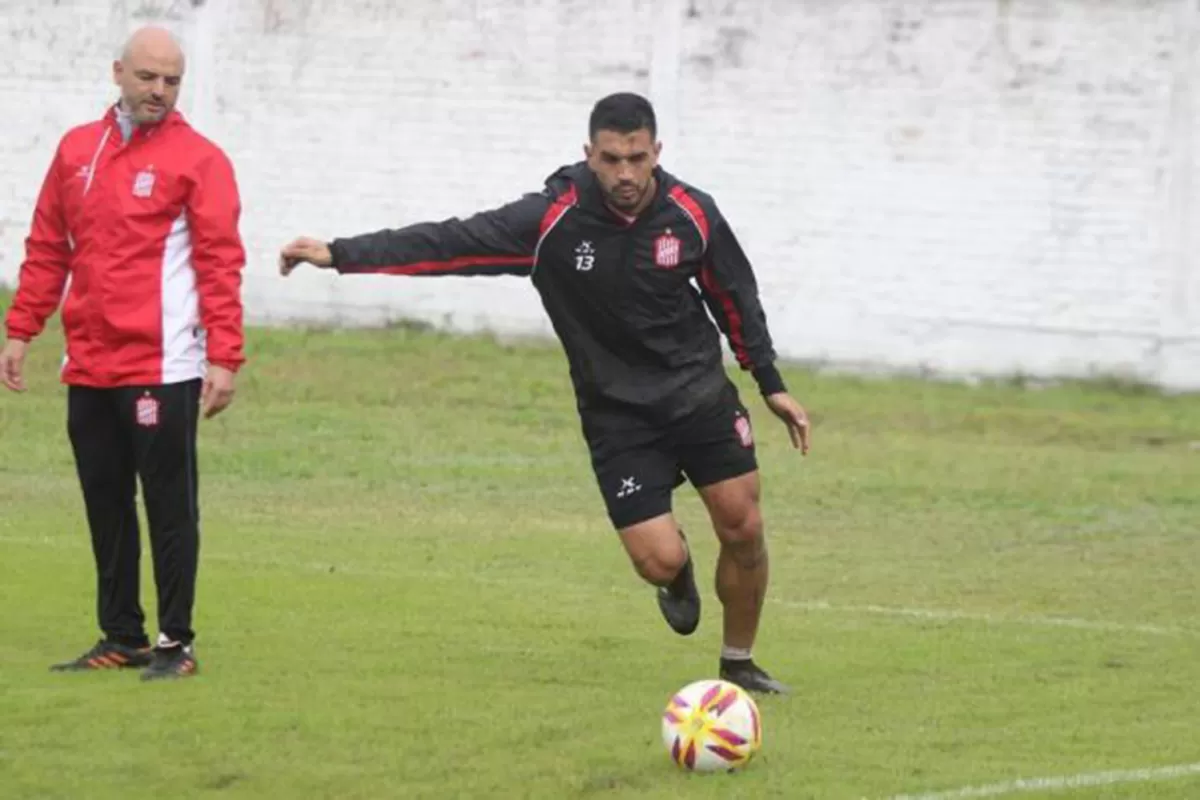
top-left (102, 102), bottom-right (185, 142)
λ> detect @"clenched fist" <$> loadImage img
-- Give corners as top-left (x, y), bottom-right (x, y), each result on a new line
top-left (279, 237), bottom-right (333, 276)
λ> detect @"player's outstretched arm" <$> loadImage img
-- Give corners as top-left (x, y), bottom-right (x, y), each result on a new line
top-left (279, 193), bottom-right (551, 280)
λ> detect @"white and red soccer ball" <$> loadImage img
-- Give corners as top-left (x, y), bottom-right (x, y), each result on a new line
top-left (661, 679), bottom-right (763, 772)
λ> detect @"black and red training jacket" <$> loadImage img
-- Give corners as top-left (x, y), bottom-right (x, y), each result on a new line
top-left (328, 162), bottom-right (786, 422)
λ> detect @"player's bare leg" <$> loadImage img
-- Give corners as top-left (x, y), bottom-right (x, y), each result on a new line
top-left (698, 471), bottom-right (788, 694)
top-left (618, 513), bottom-right (701, 635)
top-left (700, 472), bottom-right (767, 650)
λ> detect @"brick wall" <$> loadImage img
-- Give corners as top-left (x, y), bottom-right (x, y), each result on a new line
top-left (2, 0), bottom-right (1197, 389)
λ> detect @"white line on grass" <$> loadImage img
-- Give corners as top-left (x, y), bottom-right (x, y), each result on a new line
top-left (885, 761), bottom-right (1200, 799)
top-left (2, 533), bottom-right (1197, 639)
top-left (773, 598), bottom-right (1196, 638)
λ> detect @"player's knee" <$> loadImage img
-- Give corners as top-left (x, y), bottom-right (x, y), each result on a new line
top-left (631, 542), bottom-right (688, 586)
top-left (716, 505), bottom-right (764, 548)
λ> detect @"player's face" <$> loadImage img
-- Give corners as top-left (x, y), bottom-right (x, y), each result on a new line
top-left (586, 128), bottom-right (661, 214)
top-left (112, 45), bottom-right (183, 124)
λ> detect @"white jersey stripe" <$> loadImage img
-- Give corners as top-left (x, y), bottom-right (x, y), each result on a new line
top-left (160, 212), bottom-right (205, 383)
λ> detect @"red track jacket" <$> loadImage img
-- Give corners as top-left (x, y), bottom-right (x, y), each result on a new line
top-left (5, 104), bottom-right (245, 386)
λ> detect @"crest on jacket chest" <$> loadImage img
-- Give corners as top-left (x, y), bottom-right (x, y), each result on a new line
top-left (654, 228), bottom-right (682, 269)
top-left (132, 165), bottom-right (156, 198)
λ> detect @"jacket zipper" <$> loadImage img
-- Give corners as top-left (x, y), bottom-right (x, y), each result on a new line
top-left (82, 126), bottom-right (112, 196)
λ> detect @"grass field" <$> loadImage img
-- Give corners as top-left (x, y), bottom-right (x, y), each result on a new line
top-left (1, 297), bottom-right (1198, 799)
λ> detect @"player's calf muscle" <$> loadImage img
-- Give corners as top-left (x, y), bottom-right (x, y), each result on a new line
top-left (723, 535), bottom-right (767, 570)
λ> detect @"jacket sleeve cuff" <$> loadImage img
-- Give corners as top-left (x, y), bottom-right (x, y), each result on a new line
top-left (752, 363), bottom-right (787, 396)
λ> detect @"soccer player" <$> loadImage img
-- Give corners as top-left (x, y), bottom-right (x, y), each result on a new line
top-left (278, 93), bottom-right (809, 694)
top-left (0, 26), bottom-right (247, 680)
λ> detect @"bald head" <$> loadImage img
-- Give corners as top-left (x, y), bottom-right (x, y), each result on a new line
top-left (120, 25), bottom-right (185, 65)
top-left (112, 26), bottom-right (185, 124)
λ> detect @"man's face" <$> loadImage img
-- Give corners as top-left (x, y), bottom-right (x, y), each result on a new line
top-left (112, 44), bottom-right (183, 124)
top-left (585, 128), bottom-right (661, 214)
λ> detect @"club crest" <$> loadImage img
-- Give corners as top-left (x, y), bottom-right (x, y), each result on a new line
top-left (654, 229), bottom-right (682, 268)
top-left (132, 168), bottom-right (155, 198)
top-left (734, 415), bottom-right (753, 448)
top-left (136, 394), bottom-right (160, 427)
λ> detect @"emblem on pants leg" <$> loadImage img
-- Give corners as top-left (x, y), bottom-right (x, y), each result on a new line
top-left (136, 393), bottom-right (160, 428)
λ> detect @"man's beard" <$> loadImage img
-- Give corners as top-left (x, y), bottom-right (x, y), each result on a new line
top-left (607, 182), bottom-right (645, 211)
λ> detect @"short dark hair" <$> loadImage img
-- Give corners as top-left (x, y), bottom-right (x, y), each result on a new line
top-left (589, 92), bottom-right (657, 140)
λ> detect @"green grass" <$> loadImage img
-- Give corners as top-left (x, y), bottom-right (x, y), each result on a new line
top-left (1, 294), bottom-right (1198, 799)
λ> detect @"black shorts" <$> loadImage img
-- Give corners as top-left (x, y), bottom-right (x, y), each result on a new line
top-left (579, 380), bottom-right (759, 530)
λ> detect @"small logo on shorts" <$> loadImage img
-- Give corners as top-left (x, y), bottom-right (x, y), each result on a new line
top-left (616, 476), bottom-right (642, 498)
top-left (734, 415), bottom-right (753, 448)
top-left (136, 394), bottom-right (160, 428)
top-left (654, 229), bottom-right (682, 268)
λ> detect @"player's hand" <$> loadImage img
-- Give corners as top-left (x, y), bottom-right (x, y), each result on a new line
top-left (201, 364), bottom-right (236, 419)
top-left (1, 338), bottom-right (29, 393)
top-left (279, 237), bottom-right (333, 276)
top-left (764, 392), bottom-right (810, 454)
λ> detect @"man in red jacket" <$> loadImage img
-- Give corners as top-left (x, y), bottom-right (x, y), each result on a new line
top-left (0, 25), bottom-right (246, 680)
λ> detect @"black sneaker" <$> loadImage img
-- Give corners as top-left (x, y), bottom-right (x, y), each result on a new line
top-left (49, 639), bottom-right (153, 672)
top-left (140, 642), bottom-right (199, 681)
top-left (720, 657), bottom-right (789, 694)
top-left (656, 529), bottom-right (701, 636)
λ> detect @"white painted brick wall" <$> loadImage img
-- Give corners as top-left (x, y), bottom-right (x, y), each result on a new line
top-left (2, 0), bottom-right (1197, 389)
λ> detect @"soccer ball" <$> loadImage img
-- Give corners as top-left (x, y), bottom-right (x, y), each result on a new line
top-left (661, 679), bottom-right (762, 772)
